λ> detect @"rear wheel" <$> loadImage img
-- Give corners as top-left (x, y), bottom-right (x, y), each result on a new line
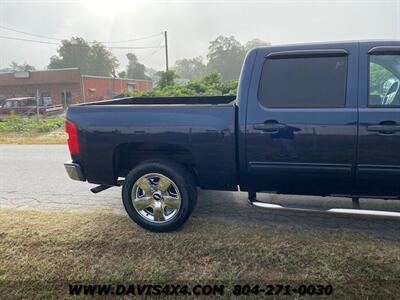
top-left (122, 160), bottom-right (197, 232)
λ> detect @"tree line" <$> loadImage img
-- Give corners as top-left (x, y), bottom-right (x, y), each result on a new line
top-left (131, 72), bottom-right (238, 97)
top-left (0, 35), bottom-right (269, 83)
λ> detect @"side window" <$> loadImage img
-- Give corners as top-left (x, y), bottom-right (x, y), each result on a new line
top-left (369, 55), bottom-right (400, 107)
top-left (27, 99), bottom-right (36, 106)
top-left (258, 55), bottom-right (347, 108)
top-left (4, 101), bottom-right (12, 108)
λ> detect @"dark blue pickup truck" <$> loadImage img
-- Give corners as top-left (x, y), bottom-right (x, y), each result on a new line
top-left (65, 40), bottom-right (400, 231)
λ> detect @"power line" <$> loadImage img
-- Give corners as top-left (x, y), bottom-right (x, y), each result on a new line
top-left (99, 33), bottom-right (163, 44)
top-left (0, 25), bottom-right (60, 41)
top-left (143, 48), bottom-right (163, 62)
top-left (0, 24), bottom-right (163, 44)
top-left (106, 45), bottom-right (164, 50)
top-left (0, 35), bottom-right (58, 45)
top-left (142, 38), bottom-right (165, 64)
top-left (0, 35), bottom-right (164, 49)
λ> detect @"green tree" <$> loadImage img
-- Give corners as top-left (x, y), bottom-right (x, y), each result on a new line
top-left (202, 72), bottom-right (221, 85)
top-left (125, 53), bottom-right (149, 79)
top-left (244, 38), bottom-right (271, 51)
top-left (206, 35), bottom-right (246, 80)
top-left (174, 56), bottom-right (206, 80)
top-left (9, 61), bottom-right (36, 72)
top-left (49, 37), bottom-right (90, 72)
top-left (88, 42), bottom-right (119, 77)
top-left (156, 70), bottom-right (179, 88)
top-left (48, 37), bottom-right (119, 77)
top-left (118, 71), bottom-right (127, 78)
top-left (129, 72), bottom-right (238, 97)
top-left (145, 67), bottom-right (158, 81)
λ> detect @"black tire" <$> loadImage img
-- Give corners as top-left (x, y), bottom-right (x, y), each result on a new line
top-left (122, 160), bottom-right (197, 232)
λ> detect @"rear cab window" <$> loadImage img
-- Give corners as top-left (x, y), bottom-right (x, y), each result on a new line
top-left (258, 52), bottom-right (348, 108)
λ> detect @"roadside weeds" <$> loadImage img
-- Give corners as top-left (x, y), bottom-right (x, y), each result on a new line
top-left (0, 115), bottom-right (66, 144)
top-left (0, 131), bottom-right (66, 144)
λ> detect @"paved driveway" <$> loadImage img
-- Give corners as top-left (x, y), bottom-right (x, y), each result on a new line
top-left (1, 145), bottom-right (400, 240)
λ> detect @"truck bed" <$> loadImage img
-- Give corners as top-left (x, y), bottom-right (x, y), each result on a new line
top-left (81, 95), bottom-right (236, 106)
top-left (67, 96), bottom-right (238, 190)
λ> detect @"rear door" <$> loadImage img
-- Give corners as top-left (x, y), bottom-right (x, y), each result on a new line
top-left (355, 42), bottom-right (400, 198)
top-left (244, 43), bottom-right (358, 196)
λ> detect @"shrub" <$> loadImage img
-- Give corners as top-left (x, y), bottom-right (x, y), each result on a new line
top-left (0, 114), bottom-right (64, 133)
top-left (130, 72), bottom-right (238, 97)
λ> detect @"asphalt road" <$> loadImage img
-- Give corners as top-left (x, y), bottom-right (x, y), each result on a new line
top-left (1, 145), bottom-right (400, 240)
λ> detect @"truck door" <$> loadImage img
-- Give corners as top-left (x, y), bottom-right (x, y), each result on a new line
top-left (244, 43), bottom-right (358, 196)
top-left (355, 42), bottom-right (400, 198)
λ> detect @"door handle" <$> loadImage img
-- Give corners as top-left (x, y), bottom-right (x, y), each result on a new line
top-left (253, 122), bottom-right (286, 132)
top-left (367, 124), bottom-right (400, 133)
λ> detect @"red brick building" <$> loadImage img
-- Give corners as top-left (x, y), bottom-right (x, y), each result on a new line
top-left (0, 68), bottom-right (152, 106)
top-left (81, 75), bottom-right (152, 103)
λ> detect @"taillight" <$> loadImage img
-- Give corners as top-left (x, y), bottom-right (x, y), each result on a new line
top-left (65, 120), bottom-right (80, 154)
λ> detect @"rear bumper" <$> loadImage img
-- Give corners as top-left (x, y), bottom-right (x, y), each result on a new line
top-left (64, 160), bottom-right (86, 181)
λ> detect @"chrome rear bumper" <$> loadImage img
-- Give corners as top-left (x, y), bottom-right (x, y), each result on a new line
top-left (64, 160), bottom-right (86, 181)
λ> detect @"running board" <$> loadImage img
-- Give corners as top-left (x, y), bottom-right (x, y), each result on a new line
top-left (250, 201), bottom-right (400, 219)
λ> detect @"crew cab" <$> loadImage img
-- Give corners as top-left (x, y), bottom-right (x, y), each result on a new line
top-left (65, 41), bottom-right (400, 231)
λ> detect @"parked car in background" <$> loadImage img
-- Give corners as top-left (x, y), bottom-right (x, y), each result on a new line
top-left (0, 97), bottom-right (64, 117)
top-left (65, 40), bottom-right (400, 232)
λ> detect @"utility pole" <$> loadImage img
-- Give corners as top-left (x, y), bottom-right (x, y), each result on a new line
top-left (36, 88), bottom-right (40, 120)
top-left (164, 30), bottom-right (169, 72)
top-left (63, 89), bottom-right (67, 108)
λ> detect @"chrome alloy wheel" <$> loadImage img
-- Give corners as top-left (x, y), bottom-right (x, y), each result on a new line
top-left (131, 173), bottom-right (181, 223)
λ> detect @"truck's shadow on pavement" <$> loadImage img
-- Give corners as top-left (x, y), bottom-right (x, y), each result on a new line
top-left (193, 190), bottom-right (400, 241)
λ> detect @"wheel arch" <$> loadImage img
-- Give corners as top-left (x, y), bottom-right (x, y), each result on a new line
top-left (113, 142), bottom-right (198, 185)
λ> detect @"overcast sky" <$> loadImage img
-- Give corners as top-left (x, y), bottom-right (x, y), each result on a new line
top-left (0, 0), bottom-right (399, 72)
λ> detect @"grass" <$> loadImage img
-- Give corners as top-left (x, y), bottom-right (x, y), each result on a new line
top-left (0, 208), bottom-right (399, 299)
top-left (0, 115), bottom-right (66, 144)
top-left (0, 130), bottom-right (66, 144)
